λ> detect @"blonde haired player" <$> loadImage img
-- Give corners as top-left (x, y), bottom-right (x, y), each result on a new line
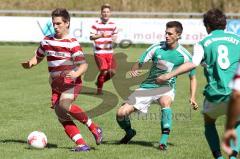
top-left (90, 4), bottom-right (118, 94)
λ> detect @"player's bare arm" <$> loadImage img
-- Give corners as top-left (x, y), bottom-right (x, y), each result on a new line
top-left (156, 62), bottom-right (196, 84)
top-left (222, 91), bottom-right (240, 155)
top-left (222, 128), bottom-right (237, 155)
top-left (221, 91), bottom-right (240, 154)
top-left (90, 34), bottom-right (102, 40)
top-left (90, 32), bottom-right (108, 41)
top-left (189, 75), bottom-right (198, 110)
top-left (21, 54), bottom-right (43, 69)
top-left (129, 62), bottom-right (142, 77)
top-left (66, 62), bottom-right (88, 78)
top-left (226, 90), bottom-right (240, 129)
top-left (112, 34), bottom-right (117, 42)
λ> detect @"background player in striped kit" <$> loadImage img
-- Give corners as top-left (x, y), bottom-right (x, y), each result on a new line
top-left (90, 4), bottom-right (118, 95)
top-left (157, 9), bottom-right (240, 159)
top-left (21, 8), bottom-right (102, 152)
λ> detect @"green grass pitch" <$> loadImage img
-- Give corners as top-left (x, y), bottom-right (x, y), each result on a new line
top-left (0, 44), bottom-right (227, 159)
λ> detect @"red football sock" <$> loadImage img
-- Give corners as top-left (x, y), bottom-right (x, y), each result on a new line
top-left (97, 73), bottom-right (105, 90)
top-left (104, 72), bottom-right (114, 82)
top-left (86, 119), bottom-right (98, 132)
top-left (61, 121), bottom-right (86, 145)
top-left (69, 104), bottom-right (98, 132)
top-left (69, 104), bottom-right (88, 124)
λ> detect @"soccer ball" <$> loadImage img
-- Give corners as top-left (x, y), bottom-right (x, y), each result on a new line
top-left (27, 131), bottom-right (47, 149)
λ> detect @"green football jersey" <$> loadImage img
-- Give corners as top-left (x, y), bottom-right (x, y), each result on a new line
top-left (138, 41), bottom-right (195, 89)
top-left (197, 30), bottom-right (240, 103)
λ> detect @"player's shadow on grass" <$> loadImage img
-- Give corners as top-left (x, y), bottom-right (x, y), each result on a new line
top-left (102, 140), bottom-right (155, 147)
top-left (0, 139), bottom-right (101, 151)
top-left (80, 86), bottom-right (119, 118)
top-left (0, 139), bottom-right (58, 148)
top-left (102, 140), bottom-right (175, 149)
top-left (126, 140), bottom-right (156, 147)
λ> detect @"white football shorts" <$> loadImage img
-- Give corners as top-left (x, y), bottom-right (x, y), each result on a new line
top-left (202, 99), bottom-right (228, 119)
top-left (125, 87), bottom-right (175, 113)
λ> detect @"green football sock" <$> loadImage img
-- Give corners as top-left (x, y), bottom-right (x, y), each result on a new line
top-left (159, 108), bottom-right (172, 145)
top-left (204, 123), bottom-right (223, 159)
top-left (116, 116), bottom-right (132, 133)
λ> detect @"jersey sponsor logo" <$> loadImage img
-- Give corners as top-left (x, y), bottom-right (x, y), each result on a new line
top-left (204, 36), bottom-right (239, 47)
top-left (45, 51), bottom-right (67, 57)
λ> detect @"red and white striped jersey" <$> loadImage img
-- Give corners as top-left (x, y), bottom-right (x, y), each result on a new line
top-left (90, 19), bottom-right (117, 54)
top-left (36, 35), bottom-right (86, 76)
top-left (231, 63), bottom-right (240, 91)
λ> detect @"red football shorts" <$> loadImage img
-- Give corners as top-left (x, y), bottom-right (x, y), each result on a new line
top-left (94, 54), bottom-right (117, 71)
top-left (50, 76), bottom-right (82, 108)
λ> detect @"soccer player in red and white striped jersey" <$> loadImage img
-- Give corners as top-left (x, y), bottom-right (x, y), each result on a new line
top-left (223, 63), bottom-right (240, 155)
top-left (90, 4), bottom-right (118, 94)
top-left (21, 8), bottom-right (102, 152)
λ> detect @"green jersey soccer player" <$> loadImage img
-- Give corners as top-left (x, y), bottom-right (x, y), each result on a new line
top-left (157, 9), bottom-right (240, 159)
top-left (116, 21), bottom-right (198, 150)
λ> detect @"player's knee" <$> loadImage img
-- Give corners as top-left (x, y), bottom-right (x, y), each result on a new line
top-left (59, 99), bottom-right (72, 111)
top-left (101, 70), bottom-right (108, 75)
top-left (110, 69), bottom-right (116, 75)
top-left (160, 102), bottom-right (171, 108)
top-left (117, 104), bottom-right (134, 117)
top-left (54, 107), bottom-right (70, 123)
top-left (203, 114), bottom-right (216, 124)
top-left (117, 106), bottom-right (129, 117)
top-left (117, 107), bottom-right (125, 117)
top-left (159, 98), bottom-right (172, 107)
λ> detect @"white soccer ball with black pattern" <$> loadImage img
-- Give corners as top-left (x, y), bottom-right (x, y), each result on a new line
top-left (27, 131), bottom-right (47, 149)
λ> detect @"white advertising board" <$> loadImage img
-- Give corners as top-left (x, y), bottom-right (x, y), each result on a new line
top-left (0, 16), bottom-right (238, 45)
